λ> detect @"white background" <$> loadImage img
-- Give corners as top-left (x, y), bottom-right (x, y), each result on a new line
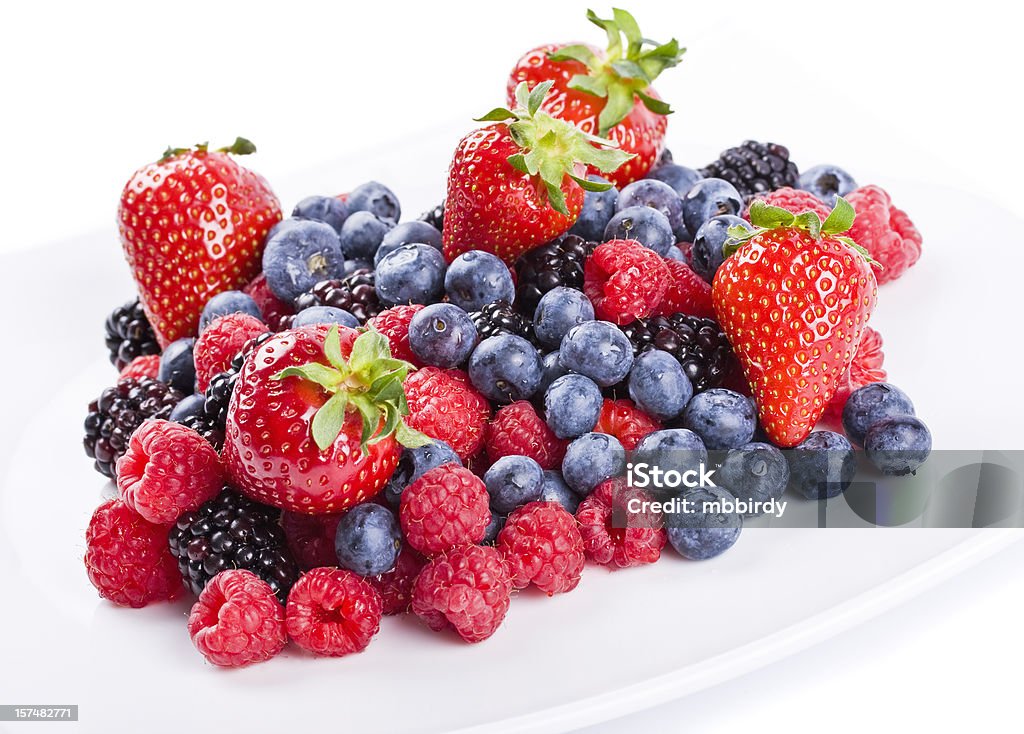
top-left (2, 1), bottom-right (1023, 731)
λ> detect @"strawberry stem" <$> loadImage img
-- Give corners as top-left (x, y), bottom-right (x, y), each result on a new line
top-left (159, 137), bottom-right (256, 162)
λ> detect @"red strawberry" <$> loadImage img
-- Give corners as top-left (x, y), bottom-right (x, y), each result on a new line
top-left (119, 138), bottom-right (281, 347)
top-left (443, 81), bottom-right (632, 265)
top-left (824, 326), bottom-right (887, 422)
top-left (712, 198), bottom-right (878, 447)
top-left (223, 324), bottom-right (430, 514)
top-left (507, 9), bottom-right (685, 187)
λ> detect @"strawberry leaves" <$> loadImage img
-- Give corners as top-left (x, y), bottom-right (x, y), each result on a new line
top-left (160, 137), bottom-right (256, 162)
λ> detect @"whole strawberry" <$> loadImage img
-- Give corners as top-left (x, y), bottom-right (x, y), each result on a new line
top-left (712, 198), bottom-right (878, 447)
top-left (507, 9), bottom-right (685, 187)
top-left (119, 138), bottom-right (281, 347)
top-left (223, 324), bottom-right (430, 514)
top-left (443, 81), bottom-right (632, 265)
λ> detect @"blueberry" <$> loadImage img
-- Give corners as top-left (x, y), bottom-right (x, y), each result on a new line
top-left (482, 511), bottom-right (506, 544)
top-left (568, 175), bottom-right (619, 241)
top-left (562, 432), bottom-right (626, 495)
top-left (382, 440), bottom-right (462, 509)
top-left (627, 349), bottom-right (693, 421)
top-left (347, 181), bottom-right (400, 224)
top-left (681, 178), bottom-right (743, 235)
top-left (375, 243), bottom-right (447, 305)
top-left (788, 431), bottom-right (857, 499)
top-left (199, 290), bottom-right (262, 332)
top-left (633, 429), bottom-right (708, 478)
top-left (558, 320), bottom-right (634, 387)
top-left (334, 503), bottom-right (401, 576)
top-left (842, 382), bottom-right (916, 446)
top-left (680, 388), bottom-right (756, 450)
top-left (667, 487), bottom-right (742, 560)
top-left (262, 220), bottom-right (346, 302)
top-left (544, 374), bottom-right (603, 439)
top-left (603, 206), bottom-right (675, 256)
top-left (169, 393), bottom-right (206, 423)
top-left (290, 306), bottom-right (360, 329)
top-left (158, 337), bottom-right (196, 394)
top-left (468, 334), bottom-right (543, 403)
top-left (409, 303), bottom-right (478, 368)
top-left (716, 442), bottom-right (789, 516)
top-left (648, 164), bottom-right (702, 197)
top-left (537, 350), bottom-right (569, 395)
top-left (533, 287), bottom-right (595, 350)
top-left (664, 245), bottom-right (686, 262)
top-left (690, 215), bottom-right (751, 283)
top-left (339, 210), bottom-right (392, 262)
top-left (539, 470), bottom-right (582, 514)
top-left (617, 179), bottom-right (687, 241)
top-left (264, 217), bottom-right (303, 243)
top-left (292, 195), bottom-right (349, 233)
top-left (374, 221), bottom-right (443, 265)
top-left (444, 250), bottom-right (515, 311)
top-left (797, 164), bottom-right (857, 205)
top-left (864, 416), bottom-right (932, 476)
top-left (484, 455), bottom-right (544, 514)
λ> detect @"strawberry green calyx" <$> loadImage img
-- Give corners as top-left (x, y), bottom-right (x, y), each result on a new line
top-left (271, 326), bottom-right (431, 453)
top-left (548, 8), bottom-right (686, 134)
top-left (160, 136), bottom-right (257, 162)
top-left (475, 80), bottom-right (634, 215)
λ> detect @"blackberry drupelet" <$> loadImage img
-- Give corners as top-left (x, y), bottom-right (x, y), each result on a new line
top-left (83, 377), bottom-right (183, 478)
top-left (418, 201), bottom-right (445, 231)
top-left (621, 314), bottom-right (736, 393)
top-left (104, 299), bottom-right (160, 370)
top-left (285, 270), bottom-right (382, 326)
top-left (699, 141), bottom-right (799, 199)
top-left (470, 300), bottom-right (535, 342)
top-left (168, 487), bottom-right (299, 603)
top-left (514, 234), bottom-right (597, 318)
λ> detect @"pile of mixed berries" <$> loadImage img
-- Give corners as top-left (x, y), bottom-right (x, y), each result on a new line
top-left (82, 8), bottom-right (932, 667)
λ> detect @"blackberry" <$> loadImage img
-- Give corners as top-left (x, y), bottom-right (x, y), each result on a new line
top-left (168, 487), bottom-right (299, 603)
top-left (621, 314), bottom-right (736, 393)
top-left (418, 201), bottom-right (444, 231)
top-left (470, 300), bottom-right (535, 342)
top-left (285, 270), bottom-right (382, 326)
top-left (104, 299), bottom-right (160, 370)
top-left (514, 234), bottom-right (597, 317)
top-left (699, 140), bottom-right (799, 199)
top-left (83, 377), bottom-right (183, 478)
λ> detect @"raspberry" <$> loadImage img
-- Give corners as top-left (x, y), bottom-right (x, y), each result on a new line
top-left (368, 304), bottom-right (424, 364)
top-left (653, 259), bottom-right (715, 318)
top-left (584, 240), bottom-right (670, 325)
top-left (496, 501), bottom-right (585, 594)
top-left (188, 569), bottom-right (287, 667)
top-left (846, 185), bottom-right (922, 284)
top-left (281, 511), bottom-right (343, 571)
top-left (119, 354), bottom-right (161, 380)
top-left (285, 568), bottom-right (383, 656)
top-left (366, 546), bottom-right (428, 615)
top-left (244, 272), bottom-right (294, 331)
top-left (84, 499), bottom-right (182, 607)
top-left (116, 419), bottom-right (224, 525)
top-left (576, 479), bottom-right (666, 569)
top-left (824, 326), bottom-right (887, 422)
top-left (399, 464), bottom-right (490, 557)
top-left (403, 367), bottom-right (491, 460)
top-left (745, 187), bottom-right (830, 220)
top-left (194, 312), bottom-right (268, 392)
top-left (411, 544), bottom-right (512, 643)
top-left (485, 401), bottom-right (567, 470)
top-left (594, 399), bottom-right (661, 450)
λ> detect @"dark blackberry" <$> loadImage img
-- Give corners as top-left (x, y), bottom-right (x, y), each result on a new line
top-left (168, 487), bottom-right (299, 603)
top-left (418, 201), bottom-right (444, 231)
top-left (285, 270), bottom-right (382, 326)
top-left (104, 298), bottom-right (160, 370)
top-left (621, 314), bottom-right (736, 393)
top-left (83, 377), bottom-right (183, 478)
top-left (514, 234), bottom-right (597, 317)
top-left (470, 300), bottom-right (535, 342)
top-left (699, 140), bottom-right (799, 199)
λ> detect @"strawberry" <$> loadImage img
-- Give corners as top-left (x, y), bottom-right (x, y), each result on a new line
top-left (223, 324), bottom-right (430, 514)
top-left (507, 9), bottom-right (685, 188)
top-left (712, 198), bottom-right (878, 447)
top-left (118, 138), bottom-right (281, 347)
top-left (443, 81), bottom-right (631, 265)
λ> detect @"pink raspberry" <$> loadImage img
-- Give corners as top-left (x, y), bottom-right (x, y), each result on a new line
top-left (745, 187), bottom-right (830, 220)
top-left (285, 568), bottom-right (383, 656)
top-left (576, 479), bottom-right (666, 569)
top-left (403, 367), bottom-right (491, 460)
top-left (366, 546), bottom-right (428, 615)
top-left (119, 354), bottom-right (161, 380)
top-left (411, 544), bottom-right (512, 643)
top-left (653, 259), bottom-right (714, 318)
top-left (194, 312), bottom-right (268, 392)
top-left (399, 464), bottom-right (490, 557)
top-left (244, 272), bottom-right (294, 331)
top-left (497, 501), bottom-right (585, 594)
top-left (846, 185), bottom-right (922, 284)
top-left (584, 240), bottom-right (670, 325)
top-left (485, 401), bottom-right (567, 470)
top-left (368, 304), bottom-right (424, 364)
top-left (281, 511), bottom-right (343, 571)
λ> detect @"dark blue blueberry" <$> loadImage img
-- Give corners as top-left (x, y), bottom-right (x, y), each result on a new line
top-left (648, 164), bottom-right (702, 197)
top-left (347, 181), bottom-right (400, 224)
top-left (797, 164), bottom-right (857, 205)
top-left (680, 388), bottom-right (756, 450)
top-left (558, 320), bottom-right (634, 387)
top-left (681, 178), bottom-right (743, 235)
top-left (842, 382), bottom-right (915, 445)
top-left (537, 350), bottom-right (569, 395)
top-left (568, 175), bottom-right (619, 242)
top-left (482, 511), bottom-right (506, 544)
top-left (544, 374), bottom-right (603, 439)
top-left (468, 334), bottom-right (543, 403)
top-left (408, 303), bottom-right (478, 368)
top-left (562, 432), bottom-right (626, 495)
top-left (383, 440), bottom-right (462, 509)
top-left (169, 393), bottom-right (206, 423)
top-left (716, 442), bottom-right (790, 515)
top-left (617, 179), bottom-right (687, 241)
top-left (539, 470), bottom-right (582, 514)
top-left (664, 245), bottom-right (686, 262)
top-left (264, 217), bottom-right (303, 244)
top-left (667, 487), bottom-right (742, 560)
top-left (290, 306), bottom-right (360, 329)
top-left (628, 349), bottom-right (693, 421)
top-left (375, 243), bottom-right (447, 305)
top-left (788, 431), bottom-right (857, 499)
top-left (339, 210), bottom-right (392, 262)
top-left (199, 290), bottom-right (262, 332)
top-left (158, 337), bottom-right (196, 394)
top-left (603, 206), bottom-right (675, 256)
top-left (633, 429), bottom-right (708, 478)
top-left (262, 220), bottom-right (346, 302)
top-left (334, 503), bottom-right (401, 576)
top-left (533, 287), bottom-right (595, 350)
top-left (690, 215), bottom-right (751, 283)
top-left (484, 455), bottom-right (544, 514)
top-left (374, 221), bottom-right (443, 265)
top-left (864, 416), bottom-right (932, 476)
top-left (292, 195), bottom-right (349, 233)
top-left (444, 250), bottom-right (515, 311)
